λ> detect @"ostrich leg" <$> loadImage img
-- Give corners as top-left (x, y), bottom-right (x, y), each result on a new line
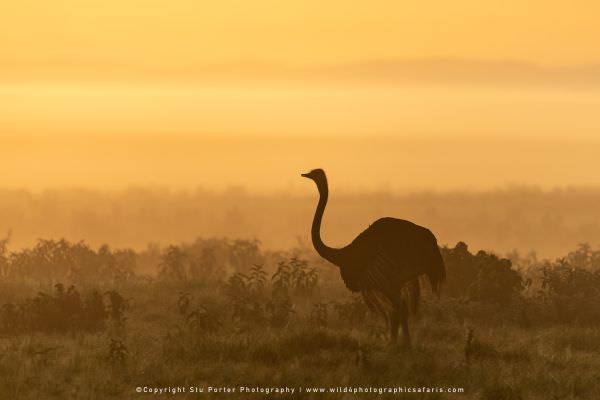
top-left (390, 300), bottom-right (411, 347)
top-left (389, 303), bottom-right (401, 344)
top-left (399, 300), bottom-right (411, 348)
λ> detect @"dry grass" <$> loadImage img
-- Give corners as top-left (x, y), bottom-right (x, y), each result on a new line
top-left (1, 283), bottom-right (599, 400)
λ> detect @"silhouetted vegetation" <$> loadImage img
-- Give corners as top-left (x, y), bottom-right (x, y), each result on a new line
top-left (1, 236), bottom-right (600, 398)
top-left (1, 237), bottom-right (599, 332)
top-left (0, 283), bottom-right (126, 334)
top-left (4, 239), bottom-right (135, 285)
top-left (441, 242), bottom-right (523, 304)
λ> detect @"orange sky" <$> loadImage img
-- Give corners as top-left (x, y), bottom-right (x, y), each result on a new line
top-left (2, 134), bottom-right (600, 193)
top-left (2, 1), bottom-right (600, 191)
top-left (2, 0), bottom-right (600, 71)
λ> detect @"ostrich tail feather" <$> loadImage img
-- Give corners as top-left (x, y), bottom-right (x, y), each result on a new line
top-left (429, 246), bottom-right (447, 297)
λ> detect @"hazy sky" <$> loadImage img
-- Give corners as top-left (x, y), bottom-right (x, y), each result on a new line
top-left (2, 0), bottom-right (600, 70)
top-left (2, 1), bottom-right (600, 191)
top-left (3, 134), bottom-right (600, 193)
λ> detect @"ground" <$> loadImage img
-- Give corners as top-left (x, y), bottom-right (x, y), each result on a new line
top-left (1, 282), bottom-right (597, 400)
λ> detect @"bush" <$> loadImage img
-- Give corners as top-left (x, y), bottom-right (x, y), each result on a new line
top-left (0, 283), bottom-right (123, 334)
top-left (469, 251), bottom-right (523, 304)
top-left (441, 242), bottom-right (523, 304)
top-left (538, 258), bottom-right (600, 324)
top-left (6, 239), bottom-right (135, 285)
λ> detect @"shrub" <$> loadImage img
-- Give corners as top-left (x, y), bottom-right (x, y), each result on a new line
top-left (441, 242), bottom-right (523, 304)
top-left (0, 284), bottom-right (121, 334)
top-left (6, 239), bottom-right (135, 285)
top-left (469, 251), bottom-right (523, 304)
top-left (538, 258), bottom-right (600, 323)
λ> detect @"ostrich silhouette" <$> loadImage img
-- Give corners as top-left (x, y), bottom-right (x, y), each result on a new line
top-left (301, 168), bottom-right (446, 346)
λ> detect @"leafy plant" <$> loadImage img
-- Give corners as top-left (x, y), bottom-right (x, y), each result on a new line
top-left (176, 292), bottom-right (222, 334)
top-left (224, 273), bottom-right (264, 326)
top-left (0, 284), bottom-right (115, 334)
top-left (266, 291), bottom-right (294, 329)
top-left (105, 290), bottom-right (129, 329)
top-left (247, 264), bottom-right (267, 293)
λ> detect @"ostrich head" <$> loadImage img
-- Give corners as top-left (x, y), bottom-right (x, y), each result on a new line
top-left (301, 168), bottom-right (327, 189)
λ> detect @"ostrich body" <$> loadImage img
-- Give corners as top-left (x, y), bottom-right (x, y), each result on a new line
top-left (301, 169), bottom-right (446, 346)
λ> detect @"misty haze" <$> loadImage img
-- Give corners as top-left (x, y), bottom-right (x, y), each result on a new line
top-left (1, 186), bottom-right (600, 261)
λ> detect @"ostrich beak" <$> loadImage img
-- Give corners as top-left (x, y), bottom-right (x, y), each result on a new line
top-left (301, 172), bottom-right (310, 178)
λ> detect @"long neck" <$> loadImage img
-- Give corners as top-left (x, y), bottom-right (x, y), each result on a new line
top-left (311, 179), bottom-right (341, 266)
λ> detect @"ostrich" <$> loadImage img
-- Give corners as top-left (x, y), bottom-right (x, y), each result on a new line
top-left (301, 168), bottom-right (446, 347)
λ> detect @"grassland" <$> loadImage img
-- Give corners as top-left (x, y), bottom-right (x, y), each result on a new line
top-left (0, 238), bottom-right (599, 399)
top-left (1, 281), bottom-right (598, 400)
